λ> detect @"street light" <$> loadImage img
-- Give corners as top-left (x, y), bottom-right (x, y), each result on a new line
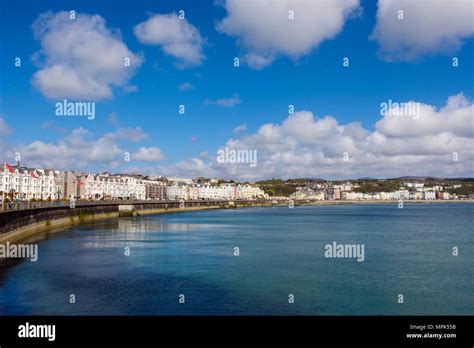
top-left (56, 187), bottom-right (62, 203)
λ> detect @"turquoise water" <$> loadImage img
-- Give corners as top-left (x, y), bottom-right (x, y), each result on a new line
top-left (0, 203), bottom-right (472, 315)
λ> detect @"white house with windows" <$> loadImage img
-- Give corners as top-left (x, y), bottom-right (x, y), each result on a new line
top-left (0, 164), bottom-right (62, 201)
top-left (81, 173), bottom-right (146, 200)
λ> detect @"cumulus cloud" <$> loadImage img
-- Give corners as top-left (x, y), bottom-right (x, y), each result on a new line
top-left (13, 128), bottom-right (123, 170)
top-left (216, 0), bottom-right (360, 69)
top-left (371, 0), bottom-right (474, 61)
top-left (0, 118), bottom-right (12, 136)
top-left (376, 93), bottom-right (473, 138)
top-left (166, 158), bottom-right (215, 178)
top-left (134, 13), bottom-right (205, 68)
top-left (178, 82), bottom-right (194, 91)
top-left (106, 112), bottom-right (120, 127)
top-left (110, 127), bottom-right (149, 142)
top-left (164, 93), bottom-right (474, 180)
top-left (3, 126), bottom-right (157, 171)
top-left (132, 146), bottom-right (164, 162)
top-left (31, 11), bottom-right (142, 100)
top-left (233, 123), bottom-right (247, 134)
top-left (205, 93), bottom-right (241, 107)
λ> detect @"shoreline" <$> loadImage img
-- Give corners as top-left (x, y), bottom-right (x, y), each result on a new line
top-left (0, 205), bottom-right (225, 245)
top-left (297, 199), bottom-right (473, 205)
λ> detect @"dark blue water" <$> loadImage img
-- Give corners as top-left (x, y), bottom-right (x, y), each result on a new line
top-left (0, 203), bottom-right (472, 315)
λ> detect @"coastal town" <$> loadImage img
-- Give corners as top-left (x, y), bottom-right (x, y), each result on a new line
top-left (1, 162), bottom-right (473, 203)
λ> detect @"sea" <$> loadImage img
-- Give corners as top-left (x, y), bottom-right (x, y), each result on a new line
top-left (0, 203), bottom-right (472, 315)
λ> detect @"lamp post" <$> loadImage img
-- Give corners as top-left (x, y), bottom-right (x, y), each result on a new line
top-left (56, 187), bottom-right (62, 203)
top-left (8, 189), bottom-right (16, 210)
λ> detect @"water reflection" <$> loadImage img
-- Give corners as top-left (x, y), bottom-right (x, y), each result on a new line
top-left (77, 217), bottom-right (222, 249)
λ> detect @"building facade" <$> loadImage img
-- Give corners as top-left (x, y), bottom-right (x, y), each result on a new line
top-left (0, 165), bottom-right (62, 200)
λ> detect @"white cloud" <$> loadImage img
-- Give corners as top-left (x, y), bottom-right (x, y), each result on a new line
top-left (376, 93), bottom-right (473, 138)
top-left (15, 128), bottom-right (123, 170)
top-left (178, 82), bottom-right (194, 91)
top-left (233, 123), bottom-right (247, 134)
top-left (106, 112), bottom-right (120, 127)
top-left (0, 118), bottom-right (12, 136)
top-left (164, 93), bottom-right (474, 180)
top-left (371, 0), bottom-right (474, 61)
top-left (3, 127), bottom-right (156, 171)
top-left (4, 94), bottom-right (472, 181)
top-left (132, 147), bottom-right (164, 162)
top-left (216, 0), bottom-right (360, 69)
top-left (31, 11), bottom-right (143, 100)
top-left (134, 13), bottom-right (205, 68)
top-left (205, 93), bottom-right (242, 107)
top-left (110, 127), bottom-right (149, 142)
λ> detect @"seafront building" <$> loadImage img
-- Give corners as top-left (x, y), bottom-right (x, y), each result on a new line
top-left (166, 183), bottom-right (267, 200)
top-left (290, 188), bottom-right (325, 200)
top-left (0, 164), bottom-right (63, 200)
top-left (78, 173), bottom-right (146, 200)
top-left (0, 163), bottom-right (468, 203)
top-left (0, 163), bottom-right (267, 202)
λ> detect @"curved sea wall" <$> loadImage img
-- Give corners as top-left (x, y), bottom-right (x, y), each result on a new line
top-left (0, 200), bottom-right (272, 244)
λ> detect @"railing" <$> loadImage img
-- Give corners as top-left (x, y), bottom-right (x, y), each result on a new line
top-left (1, 200), bottom-right (70, 212)
top-left (0, 199), bottom-right (276, 213)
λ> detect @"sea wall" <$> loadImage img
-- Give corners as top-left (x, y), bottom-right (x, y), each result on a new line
top-left (0, 200), bottom-right (272, 244)
top-left (0, 205), bottom-right (119, 244)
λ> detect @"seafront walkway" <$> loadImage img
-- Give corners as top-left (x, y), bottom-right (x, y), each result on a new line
top-left (0, 199), bottom-right (277, 242)
top-left (0, 199), bottom-right (271, 213)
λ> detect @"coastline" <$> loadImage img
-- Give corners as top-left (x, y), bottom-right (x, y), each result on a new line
top-left (0, 205), bottom-right (224, 245)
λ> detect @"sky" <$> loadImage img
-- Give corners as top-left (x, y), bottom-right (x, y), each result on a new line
top-left (0, 0), bottom-right (473, 181)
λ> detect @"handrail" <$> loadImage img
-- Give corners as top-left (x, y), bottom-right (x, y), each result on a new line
top-left (0, 199), bottom-right (275, 213)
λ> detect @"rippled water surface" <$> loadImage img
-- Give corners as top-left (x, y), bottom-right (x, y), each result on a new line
top-left (0, 203), bottom-right (472, 315)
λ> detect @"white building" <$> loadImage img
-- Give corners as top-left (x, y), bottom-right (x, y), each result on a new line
top-left (166, 183), bottom-right (191, 200)
top-left (423, 191), bottom-right (436, 200)
top-left (198, 184), bottom-right (225, 200)
top-left (334, 182), bottom-right (354, 192)
top-left (343, 192), bottom-right (364, 200)
top-left (166, 183), bottom-right (266, 201)
top-left (405, 182), bottom-right (424, 188)
top-left (166, 176), bottom-right (194, 185)
top-left (81, 173), bottom-right (146, 200)
top-left (235, 184), bottom-right (267, 200)
top-left (290, 187), bottom-right (324, 200)
top-left (0, 164), bottom-right (62, 201)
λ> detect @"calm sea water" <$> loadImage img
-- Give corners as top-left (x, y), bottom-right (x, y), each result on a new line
top-left (0, 203), bottom-right (472, 315)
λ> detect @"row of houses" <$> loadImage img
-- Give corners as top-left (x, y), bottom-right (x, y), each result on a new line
top-left (290, 186), bottom-right (453, 201)
top-left (0, 164), bottom-right (267, 201)
top-left (0, 165), bottom-right (62, 200)
top-left (342, 190), bottom-right (446, 200)
top-left (166, 183), bottom-right (265, 200)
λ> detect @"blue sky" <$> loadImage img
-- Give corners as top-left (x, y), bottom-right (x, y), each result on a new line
top-left (0, 0), bottom-right (473, 180)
